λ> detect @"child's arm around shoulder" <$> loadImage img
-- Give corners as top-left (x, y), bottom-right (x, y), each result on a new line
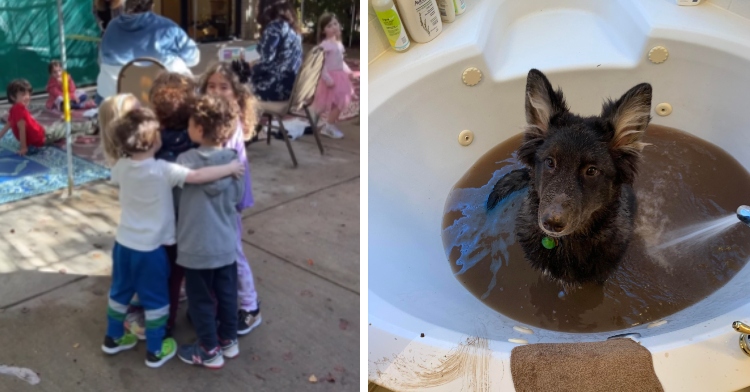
top-left (171, 150), bottom-right (244, 186)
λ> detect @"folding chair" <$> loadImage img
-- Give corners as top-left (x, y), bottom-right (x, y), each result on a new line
top-left (117, 57), bottom-right (167, 107)
top-left (255, 46), bottom-right (326, 167)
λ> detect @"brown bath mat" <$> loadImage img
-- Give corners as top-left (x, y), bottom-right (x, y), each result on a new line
top-left (510, 338), bottom-right (664, 392)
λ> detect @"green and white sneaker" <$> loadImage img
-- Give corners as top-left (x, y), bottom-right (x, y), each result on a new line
top-left (101, 333), bottom-right (138, 354)
top-left (145, 337), bottom-right (177, 368)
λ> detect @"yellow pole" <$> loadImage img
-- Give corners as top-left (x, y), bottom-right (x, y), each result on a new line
top-left (61, 71), bottom-right (71, 124)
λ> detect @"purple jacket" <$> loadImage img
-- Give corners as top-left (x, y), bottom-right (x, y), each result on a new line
top-left (225, 121), bottom-right (254, 211)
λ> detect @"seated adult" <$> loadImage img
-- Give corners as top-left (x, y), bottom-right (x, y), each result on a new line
top-left (244, 0), bottom-right (303, 102)
top-left (95, 0), bottom-right (199, 103)
top-left (93, 0), bottom-right (124, 33)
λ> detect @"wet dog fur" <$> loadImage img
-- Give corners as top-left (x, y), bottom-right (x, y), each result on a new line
top-left (487, 69), bottom-right (652, 287)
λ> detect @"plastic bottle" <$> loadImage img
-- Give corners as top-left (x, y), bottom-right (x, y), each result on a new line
top-left (373, 0), bottom-right (411, 52)
top-left (436, 0), bottom-right (455, 23)
top-left (453, 0), bottom-right (466, 15)
top-left (393, 0), bottom-right (442, 43)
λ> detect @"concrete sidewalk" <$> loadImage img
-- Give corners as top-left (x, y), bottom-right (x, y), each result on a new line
top-left (0, 119), bottom-right (360, 391)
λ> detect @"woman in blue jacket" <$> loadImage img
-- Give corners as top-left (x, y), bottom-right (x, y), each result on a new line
top-left (95, 0), bottom-right (200, 103)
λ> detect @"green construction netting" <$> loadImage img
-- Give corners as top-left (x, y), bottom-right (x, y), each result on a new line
top-left (0, 0), bottom-right (99, 99)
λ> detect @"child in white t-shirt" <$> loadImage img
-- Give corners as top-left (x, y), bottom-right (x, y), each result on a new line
top-left (101, 107), bottom-right (244, 369)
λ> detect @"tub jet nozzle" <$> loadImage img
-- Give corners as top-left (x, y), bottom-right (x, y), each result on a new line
top-left (737, 205), bottom-right (750, 226)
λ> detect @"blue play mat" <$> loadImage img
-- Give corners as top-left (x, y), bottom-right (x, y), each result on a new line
top-left (0, 130), bottom-right (110, 204)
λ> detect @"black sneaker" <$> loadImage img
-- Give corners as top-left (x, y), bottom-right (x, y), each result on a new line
top-left (237, 308), bottom-right (262, 336)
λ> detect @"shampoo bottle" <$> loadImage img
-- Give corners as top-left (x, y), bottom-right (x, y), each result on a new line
top-left (436, 0), bottom-right (456, 23)
top-left (393, 0), bottom-right (442, 43)
top-left (373, 0), bottom-right (411, 52)
top-left (453, 0), bottom-right (466, 15)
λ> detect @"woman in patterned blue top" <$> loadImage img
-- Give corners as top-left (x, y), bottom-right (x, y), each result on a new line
top-left (246, 0), bottom-right (303, 102)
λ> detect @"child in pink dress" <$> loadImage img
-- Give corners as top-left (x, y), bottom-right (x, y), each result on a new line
top-left (312, 13), bottom-right (354, 139)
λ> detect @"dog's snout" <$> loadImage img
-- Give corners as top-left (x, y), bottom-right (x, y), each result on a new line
top-left (542, 213), bottom-right (567, 233)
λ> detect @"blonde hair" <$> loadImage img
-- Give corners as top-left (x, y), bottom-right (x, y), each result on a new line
top-left (99, 94), bottom-right (140, 165)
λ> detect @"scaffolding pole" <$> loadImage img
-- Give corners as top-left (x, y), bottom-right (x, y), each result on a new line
top-left (55, 0), bottom-right (74, 196)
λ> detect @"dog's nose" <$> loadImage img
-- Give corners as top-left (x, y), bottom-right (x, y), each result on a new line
top-left (542, 214), bottom-right (566, 233)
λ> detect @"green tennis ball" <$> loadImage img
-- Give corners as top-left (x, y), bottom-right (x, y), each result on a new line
top-left (542, 236), bottom-right (556, 249)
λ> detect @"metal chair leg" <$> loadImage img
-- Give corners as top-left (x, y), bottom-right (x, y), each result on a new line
top-left (277, 115), bottom-right (298, 167)
top-left (304, 105), bottom-right (325, 155)
top-left (266, 113), bottom-right (273, 146)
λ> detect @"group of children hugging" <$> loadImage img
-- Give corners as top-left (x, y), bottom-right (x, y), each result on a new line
top-left (96, 63), bottom-right (263, 369)
top-left (2, 61), bottom-right (259, 368)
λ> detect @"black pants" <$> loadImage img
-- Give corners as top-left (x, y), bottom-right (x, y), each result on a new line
top-left (184, 262), bottom-right (238, 349)
top-left (164, 244), bottom-right (183, 330)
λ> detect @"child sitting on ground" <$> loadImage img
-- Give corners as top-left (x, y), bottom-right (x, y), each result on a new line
top-left (46, 61), bottom-right (96, 111)
top-left (102, 107), bottom-right (244, 368)
top-left (176, 95), bottom-right (244, 369)
top-left (0, 79), bottom-right (94, 155)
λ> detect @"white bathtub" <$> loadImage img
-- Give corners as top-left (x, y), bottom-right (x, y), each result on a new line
top-left (368, 0), bottom-right (750, 390)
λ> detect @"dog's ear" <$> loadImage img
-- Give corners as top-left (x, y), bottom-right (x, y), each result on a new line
top-left (519, 69), bottom-right (568, 167)
top-left (601, 83), bottom-right (652, 183)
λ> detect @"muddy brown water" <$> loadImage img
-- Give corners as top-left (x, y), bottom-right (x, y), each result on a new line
top-left (441, 125), bottom-right (750, 332)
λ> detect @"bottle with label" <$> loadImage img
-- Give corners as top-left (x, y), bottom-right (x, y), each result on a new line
top-left (453, 0), bottom-right (466, 15)
top-left (393, 0), bottom-right (442, 43)
top-left (436, 0), bottom-right (455, 23)
top-left (373, 0), bottom-right (411, 52)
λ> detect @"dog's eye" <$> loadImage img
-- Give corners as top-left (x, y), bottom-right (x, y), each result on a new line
top-left (544, 158), bottom-right (555, 168)
top-left (585, 167), bottom-right (599, 176)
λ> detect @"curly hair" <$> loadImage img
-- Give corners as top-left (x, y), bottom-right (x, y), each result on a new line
top-left (199, 63), bottom-right (258, 141)
top-left (257, 0), bottom-right (300, 34)
top-left (190, 95), bottom-right (238, 145)
top-left (6, 79), bottom-right (32, 103)
top-left (149, 72), bottom-right (196, 130)
top-left (99, 94), bottom-right (140, 165)
top-left (110, 107), bottom-right (161, 157)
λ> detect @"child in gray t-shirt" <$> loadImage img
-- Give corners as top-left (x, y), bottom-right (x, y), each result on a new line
top-left (175, 95), bottom-right (244, 369)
